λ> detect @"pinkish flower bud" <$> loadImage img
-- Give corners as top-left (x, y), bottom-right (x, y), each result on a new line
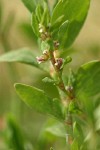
top-left (36, 51), bottom-right (50, 64)
top-left (55, 58), bottom-right (63, 70)
top-left (36, 56), bottom-right (46, 64)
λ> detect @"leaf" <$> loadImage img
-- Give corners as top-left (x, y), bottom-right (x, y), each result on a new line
top-left (6, 114), bottom-right (25, 150)
top-left (14, 83), bottom-right (64, 121)
top-left (21, 0), bottom-right (36, 12)
top-left (73, 122), bottom-right (84, 147)
top-left (41, 2), bottom-right (50, 27)
top-left (21, 0), bottom-right (48, 12)
top-left (68, 101), bottom-right (81, 114)
top-left (0, 48), bottom-right (39, 68)
top-left (41, 41), bottom-right (50, 52)
top-left (42, 77), bottom-right (54, 83)
top-left (31, 13), bottom-right (39, 37)
top-left (35, 3), bottom-right (44, 22)
top-left (50, 15), bottom-right (64, 34)
top-left (51, 0), bottom-right (90, 49)
top-left (45, 119), bottom-right (66, 138)
top-left (71, 139), bottom-right (79, 150)
top-left (75, 60), bottom-right (100, 118)
top-left (58, 20), bottom-right (69, 49)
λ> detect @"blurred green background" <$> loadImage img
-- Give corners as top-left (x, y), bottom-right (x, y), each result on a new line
top-left (0, 0), bottom-right (100, 149)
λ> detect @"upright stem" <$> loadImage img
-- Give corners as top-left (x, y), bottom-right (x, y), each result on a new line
top-left (50, 50), bottom-right (70, 96)
top-left (49, 50), bottom-right (74, 145)
top-left (38, 24), bottom-right (74, 146)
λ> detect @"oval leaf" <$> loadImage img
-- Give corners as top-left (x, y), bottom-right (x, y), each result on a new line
top-left (75, 60), bottom-right (100, 117)
top-left (14, 83), bottom-right (64, 121)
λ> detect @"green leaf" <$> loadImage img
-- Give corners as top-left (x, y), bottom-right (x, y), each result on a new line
top-left (75, 60), bottom-right (100, 118)
top-left (21, 0), bottom-right (36, 12)
top-left (14, 83), bottom-right (64, 121)
top-left (35, 3), bottom-right (44, 22)
top-left (0, 48), bottom-right (39, 68)
top-left (51, 15), bottom-right (64, 29)
top-left (42, 77), bottom-right (54, 83)
top-left (58, 20), bottom-right (69, 49)
top-left (41, 41), bottom-right (50, 52)
top-left (41, 2), bottom-right (50, 27)
top-left (45, 119), bottom-right (66, 138)
top-left (21, 0), bottom-right (48, 13)
top-left (73, 122), bottom-right (84, 147)
top-left (51, 0), bottom-right (90, 49)
top-left (31, 13), bottom-right (39, 37)
top-left (71, 139), bottom-right (79, 150)
top-left (68, 101), bottom-right (81, 114)
top-left (6, 114), bottom-right (25, 150)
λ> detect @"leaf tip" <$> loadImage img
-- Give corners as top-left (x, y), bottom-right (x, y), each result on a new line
top-left (14, 83), bottom-right (20, 89)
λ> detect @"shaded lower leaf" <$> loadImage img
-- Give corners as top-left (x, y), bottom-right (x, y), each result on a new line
top-left (45, 119), bottom-right (66, 138)
top-left (14, 83), bottom-right (64, 121)
top-left (75, 60), bottom-right (100, 118)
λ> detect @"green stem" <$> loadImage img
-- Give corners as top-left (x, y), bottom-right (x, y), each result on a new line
top-left (49, 50), bottom-right (74, 146)
top-left (49, 50), bottom-right (70, 96)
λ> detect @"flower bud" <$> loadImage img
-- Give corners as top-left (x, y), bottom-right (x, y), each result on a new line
top-left (54, 40), bottom-right (60, 50)
top-left (65, 86), bottom-right (73, 92)
top-left (55, 58), bottom-right (63, 70)
top-left (36, 56), bottom-right (46, 64)
top-left (36, 50), bottom-right (50, 64)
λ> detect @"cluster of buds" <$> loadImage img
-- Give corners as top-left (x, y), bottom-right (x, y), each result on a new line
top-left (53, 40), bottom-right (60, 50)
top-left (36, 50), bottom-right (50, 64)
top-left (65, 86), bottom-right (73, 93)
top-left (39, 24), bottom-right (51, 41)
top-left (54, 58), bottom-right (63, 70)
top-left (65, 86), bottom-right (74, 100)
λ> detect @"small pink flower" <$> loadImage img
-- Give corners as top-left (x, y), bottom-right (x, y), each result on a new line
top-left (36, 56), bottom-right (46, 64)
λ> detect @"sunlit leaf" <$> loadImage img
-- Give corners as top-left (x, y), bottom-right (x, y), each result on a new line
top-left (51, 0), bottom-right (90, 49)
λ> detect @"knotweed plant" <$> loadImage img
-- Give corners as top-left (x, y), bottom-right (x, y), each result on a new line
top-left (0, 0), bottom-right (100, 150)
